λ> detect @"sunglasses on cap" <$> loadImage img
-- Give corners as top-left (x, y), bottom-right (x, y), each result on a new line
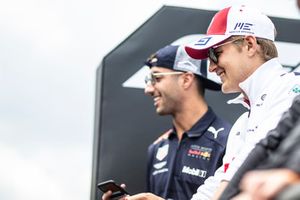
top-left (145, 71), bottom-right (184, 86)
top-left (208, 37), bottom-right (245, 64)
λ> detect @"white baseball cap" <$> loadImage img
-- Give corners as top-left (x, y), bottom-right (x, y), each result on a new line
top-left (185, 5), bottom-right (276, 59)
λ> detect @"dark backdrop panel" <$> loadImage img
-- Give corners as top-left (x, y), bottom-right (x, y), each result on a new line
top-left (91, 6), bottom-right (300, 200)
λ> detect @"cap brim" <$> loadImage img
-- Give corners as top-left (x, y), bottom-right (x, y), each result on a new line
top-left (184, 35), bottom-right (231, 59)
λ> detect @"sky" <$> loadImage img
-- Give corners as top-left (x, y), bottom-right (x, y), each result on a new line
top-left (0, 0), bottom-right (299, 200)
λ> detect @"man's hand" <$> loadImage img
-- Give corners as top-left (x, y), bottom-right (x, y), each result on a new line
top-left (124, 193), bottom-right (164, 200)
top-left (101, 184), bottom-right (127, 200)
top-left (211, 181), bottom-right (228, 200)
top-left (231, 192), bottom-right (252, 200)
top-left (102, 190), bottom-right (113, 200)
top-left (236, 169), bottom-right (300, 200)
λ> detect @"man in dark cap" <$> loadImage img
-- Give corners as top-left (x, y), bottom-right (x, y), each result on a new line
top-left (102, 44), bottom-right (231, 200)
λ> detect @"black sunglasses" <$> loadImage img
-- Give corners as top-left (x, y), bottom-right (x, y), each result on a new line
top-left (208, 37), bottom-right (245, 64)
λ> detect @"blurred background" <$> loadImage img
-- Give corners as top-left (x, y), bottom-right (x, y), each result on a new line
top-left (0, 0), bottom-right (299, 200)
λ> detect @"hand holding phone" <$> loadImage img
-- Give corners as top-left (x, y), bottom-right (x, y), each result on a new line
top-left (97, 180), bottom-right (129, 199)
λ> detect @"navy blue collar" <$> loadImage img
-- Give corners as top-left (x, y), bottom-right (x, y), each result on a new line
top-left (169, 107), bottom-right (217, 139)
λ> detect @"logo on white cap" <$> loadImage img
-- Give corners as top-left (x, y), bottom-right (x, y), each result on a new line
top-left (231, 22), bottom-right (254, 34)
top-left (195, 37), bottom-right (212, 46)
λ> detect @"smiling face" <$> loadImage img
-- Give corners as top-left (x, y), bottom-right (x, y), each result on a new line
top-left (144, 67), bottom-right (183, 116)
top-left (208, 37), bottom-right (253, 93)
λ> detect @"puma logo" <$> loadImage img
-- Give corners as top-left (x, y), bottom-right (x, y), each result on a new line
top-left (208, 126), bottom-right (224, 139)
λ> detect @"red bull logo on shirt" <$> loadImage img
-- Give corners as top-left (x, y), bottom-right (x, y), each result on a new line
top-left (187, 145), bottom-right (212, 160)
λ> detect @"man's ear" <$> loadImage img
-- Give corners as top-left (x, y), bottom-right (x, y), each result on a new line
top-left (181, 72), bottom-right (194, 89)
top-left (244, 36), bottom-right (259, 56)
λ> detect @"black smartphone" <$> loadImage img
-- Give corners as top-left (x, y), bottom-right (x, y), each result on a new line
top-left (97, 180), bottom-right (128, 199)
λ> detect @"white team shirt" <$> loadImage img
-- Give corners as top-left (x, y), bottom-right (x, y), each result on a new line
top-left (192, 58), bottom-right (300, 200)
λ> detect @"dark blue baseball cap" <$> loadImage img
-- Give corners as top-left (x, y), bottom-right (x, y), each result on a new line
top-left (145, 45), bottom-right (221, 90)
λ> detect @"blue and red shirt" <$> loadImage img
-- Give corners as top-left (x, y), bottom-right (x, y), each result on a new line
top-left (146, 107), bottom-right (231, 200)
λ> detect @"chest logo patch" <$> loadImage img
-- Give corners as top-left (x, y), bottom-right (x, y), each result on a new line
top-left (187, 145), bottom-right (212, 160)
top-left (256, 94), bottom-right (267, 107)
top-left (156, 144), bottom-right (169, 161)
top-left (182, 166), bottom-right (207, 178)
top-left (208, 126), bottom-right (224, 139)
top-left (291, 84), bottom-right (300, 94)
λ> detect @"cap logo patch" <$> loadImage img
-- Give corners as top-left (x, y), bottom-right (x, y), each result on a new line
top-left (229, 22), bottom-right (254, 34)
top-left (194, 37), bottom-right (212, 46)
top-left (234, 22), bottom-right (253, 31)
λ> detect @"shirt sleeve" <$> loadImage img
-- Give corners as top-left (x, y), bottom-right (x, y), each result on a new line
top-left (146, 144), bottom-right (155, 192)
top-left (191, 165), bottom-right (224, 200)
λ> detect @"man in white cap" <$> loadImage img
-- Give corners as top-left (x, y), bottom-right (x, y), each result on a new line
top-left (102, 4), bottom-right (300, 200)
top-left (184, 4), bottom-right (300, 200)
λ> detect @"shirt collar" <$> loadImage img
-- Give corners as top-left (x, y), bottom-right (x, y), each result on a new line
top-left (184, 107), bottom-right (217, 138)
top-left (238, 58), bottom-right (284, 108)
top-left (227, 93), bottom-right (250, 110)
top-left (168, 107), bottom-right (217, 139)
